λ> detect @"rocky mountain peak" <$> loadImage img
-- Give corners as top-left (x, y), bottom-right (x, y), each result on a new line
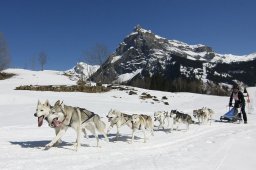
top-left (90, 26), bottom-right (256, 95)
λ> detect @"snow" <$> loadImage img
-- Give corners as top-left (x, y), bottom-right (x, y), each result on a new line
top-left (186, 55), bottom-right (197, 60)
top-left (155, 35), bottom-right (165, 40)
top-left (114, 69), bottom-right (142, 83)
top-left (0, 69), bottom-right (256, 170)
top-left (128, 32), bottom-right (138, 36)
top-left (111, 55), bottom-right (122, 63)
top-left (63, 62), bottom-right (99, 81)
top-left (152, 49), bottom-right (167, 59)
top-left (222, 54), bottom-right (249, 62)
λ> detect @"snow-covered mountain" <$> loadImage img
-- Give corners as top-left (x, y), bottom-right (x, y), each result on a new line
top-left (63, 62), bottom-right (99, 81)
top-left (91, 25), bottom-right (256, 94)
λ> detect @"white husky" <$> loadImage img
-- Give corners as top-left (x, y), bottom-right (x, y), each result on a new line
top-left (34, 100), bottom-right (63, 147)
top-left (154, 111), bottom-right (174, 131)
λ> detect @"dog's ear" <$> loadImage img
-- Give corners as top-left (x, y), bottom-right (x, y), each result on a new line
top-left (55, 100), bottom-right (60, 106)
top-left (45, 100), bottom-right (50, 107)
top-left (38, 100), bottom-right (41, 105)
top-left (60, 101), bottom-right (64, 108)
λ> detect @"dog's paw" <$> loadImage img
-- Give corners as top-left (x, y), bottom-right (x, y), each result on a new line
top-left (72, 143), bottom-right (78, 148)
top-left (75, 145), bottom-right (80, 151)
top-left (44, 144), bottom-right (52, 150)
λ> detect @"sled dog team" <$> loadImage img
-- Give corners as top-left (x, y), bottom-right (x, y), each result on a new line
top-left (34, 100), bottom-right (214, 151)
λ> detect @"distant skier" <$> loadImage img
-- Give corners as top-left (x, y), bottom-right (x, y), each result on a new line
top-left (229, 84), bottom-right (247, 124)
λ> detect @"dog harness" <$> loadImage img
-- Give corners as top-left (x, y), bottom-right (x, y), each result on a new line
top-left (111, 113), bottom-right (130, 127)
top-left (81, 108), bottom-right (95, 124)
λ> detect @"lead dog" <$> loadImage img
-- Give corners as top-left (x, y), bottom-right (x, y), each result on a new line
top-left (131, 114), bottom-right (154, 143)
top-left (34, 100), bottom-right (108, 150)
top-left (34, 100), bottom-right (63, 145)
top-left (106, 109), bottom-right (133, 140)
top-left (45, 100), bottom-right (109, 150)
top-left (46, 101), bottom-right (82, 151)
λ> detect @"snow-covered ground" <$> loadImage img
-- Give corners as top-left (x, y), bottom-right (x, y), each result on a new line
top-left (0, 69), bottom-right (256, 170)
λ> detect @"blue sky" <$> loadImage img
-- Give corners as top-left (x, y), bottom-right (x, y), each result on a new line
top-left (1, 0), bottom-right (255, 70)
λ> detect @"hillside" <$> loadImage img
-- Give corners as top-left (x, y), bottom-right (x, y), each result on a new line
top-left (0, 69), bottom-right (255, 170)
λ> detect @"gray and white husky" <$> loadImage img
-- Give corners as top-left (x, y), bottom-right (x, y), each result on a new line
top-left (106, 109), bottom-right (133, 140)
top-left (34, 100), bottom-right (108, 150)
top-left (131, 114), bottom-right (154, 143)
top-left (170, 110), bottom-right (194, 130)
top-left (45, 100), bottom-right (109, 149)
top-left (193, 107), bottom-right (214, 125)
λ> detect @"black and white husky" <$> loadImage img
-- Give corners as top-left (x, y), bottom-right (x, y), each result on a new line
top-left (170, 110), bottom-right (194, 130)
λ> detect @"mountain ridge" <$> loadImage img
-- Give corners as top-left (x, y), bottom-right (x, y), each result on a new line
top-left (87, 26), bottom-right (255, 94)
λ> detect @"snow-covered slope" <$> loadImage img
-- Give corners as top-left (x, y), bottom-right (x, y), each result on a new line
top-left (0, 69), bottom-right (256, 170)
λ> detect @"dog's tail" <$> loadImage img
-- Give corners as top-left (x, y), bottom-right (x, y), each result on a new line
top-left (190, 119), bottom-right (196, 124)
top-left (94, 114), bottom-right (106, 131)
top-left (94, 114), bottom-right (109, 142)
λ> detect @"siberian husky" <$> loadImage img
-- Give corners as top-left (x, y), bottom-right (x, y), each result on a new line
top-left (45, 100), bottom-right (109, 150)
top-left (193, 107), bottom-right (214, 125)
top-left (106, 109), bottom-right (133, 140)
top-left (34, 100), bottom-right (63, 147)
top-left (170, 110), bottom-right (194, 130)
top-left (131, 114), bottom-right (154, 143)
top-left (154, 111), bottom-right (174, 131)
top-left (34, 100), bottom-right (108, 150)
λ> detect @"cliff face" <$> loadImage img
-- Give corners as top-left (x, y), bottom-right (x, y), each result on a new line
top-left (90, 26), bottom-right (256, 95)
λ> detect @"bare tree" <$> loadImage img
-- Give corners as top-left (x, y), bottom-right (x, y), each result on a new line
top-left (30, 55), bottom-right (36, 70)
top-left (84, 43), bottom-right (110, 83)
top-left (38, 51), bottom-right (47, 71)
top-left (0, 33), bottom-right (11, 71)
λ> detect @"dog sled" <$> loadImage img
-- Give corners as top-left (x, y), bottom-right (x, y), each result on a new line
top-left (220, 107), bottom-right (242, 123)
